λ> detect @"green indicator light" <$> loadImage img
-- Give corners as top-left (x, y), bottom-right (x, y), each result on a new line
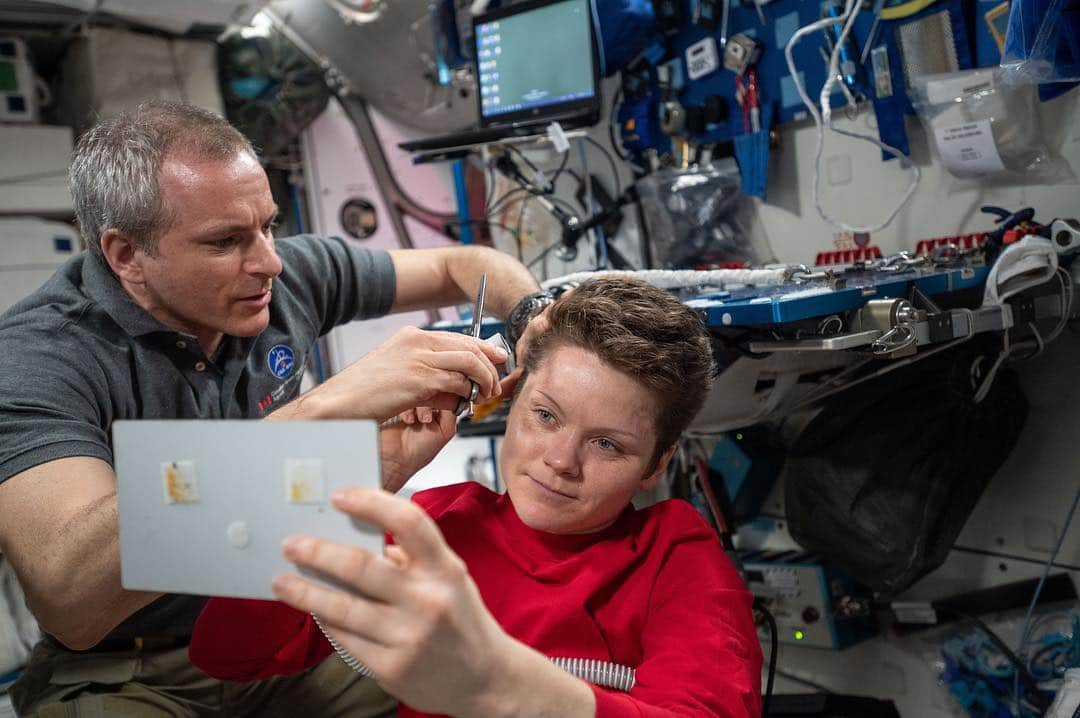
top-left (0, 62), bottom-right (17, 93)
top-left (794, 630), bottom-right (805, 641)
top-left (735, 432), bottom-right (743, 441)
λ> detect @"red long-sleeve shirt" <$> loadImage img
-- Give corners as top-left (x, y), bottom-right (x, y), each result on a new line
top-left (190, 482), bottom-right (762, 717)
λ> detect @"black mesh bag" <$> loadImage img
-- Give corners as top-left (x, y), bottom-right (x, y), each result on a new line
top-left (782, 350), bottom-right (1028, 595)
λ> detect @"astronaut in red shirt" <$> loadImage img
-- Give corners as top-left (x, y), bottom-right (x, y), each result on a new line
top-left (191, 276), bottom-right (763, 717)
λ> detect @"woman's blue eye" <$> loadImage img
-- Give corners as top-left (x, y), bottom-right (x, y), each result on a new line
top-left (536, 409), bottom-right (554, 422)
top-left (595, 438), bottom-right (620, 452)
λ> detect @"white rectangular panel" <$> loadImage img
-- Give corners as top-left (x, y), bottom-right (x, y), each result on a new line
top-left (114, 420), bottom-right (383, 600)
top-left (0, 126), bottom-right (73, 215)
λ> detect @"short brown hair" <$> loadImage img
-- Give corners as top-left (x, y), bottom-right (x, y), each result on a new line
top-left (522, 277), bottom-right (715, 465)
top-left (71, 100), bottom-right (256, 258)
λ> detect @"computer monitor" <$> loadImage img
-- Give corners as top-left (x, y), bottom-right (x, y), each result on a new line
top-left (473, 0), bottom-right (601, 128)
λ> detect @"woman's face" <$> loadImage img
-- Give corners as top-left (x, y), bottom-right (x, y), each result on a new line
top-left (499, 344), bottom-right (672, 535)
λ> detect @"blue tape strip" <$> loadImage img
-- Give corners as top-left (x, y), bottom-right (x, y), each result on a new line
top-left (452, 159), bottom-right (474, 245)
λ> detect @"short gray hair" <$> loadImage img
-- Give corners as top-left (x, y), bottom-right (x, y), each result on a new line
top-left (71, 100), bottom-right (256, 258)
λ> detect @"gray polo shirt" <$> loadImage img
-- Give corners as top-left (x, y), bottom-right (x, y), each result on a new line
top-left (0, 234), bottom-right (396, 642)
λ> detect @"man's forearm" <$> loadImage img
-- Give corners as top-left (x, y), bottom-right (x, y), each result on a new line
top-left (389, 246), bottom-right (540, 319)
top-left (22, 492), bottom-right (160, 649)
top-left (263, 384), bottom-right (335, 421)
top-left (447, 245), bottom-right (540, 320)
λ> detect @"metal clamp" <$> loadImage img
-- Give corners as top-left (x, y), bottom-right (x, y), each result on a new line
top-left (871, 324), bottom-right (916, 355)
top-left (874, 251), bottom-right (927, 273)
top-left (785, 264), bottom-right (831, 282)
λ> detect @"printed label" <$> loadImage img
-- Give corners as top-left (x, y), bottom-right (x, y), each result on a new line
top-left (924, 68), bottom-right (996, 105)
top-left (686, 37), bottom-right (719, 81)
top-left (871, 46), bottom-right (893, 98)
top-left (934, 119), bottom-right (1006, 177)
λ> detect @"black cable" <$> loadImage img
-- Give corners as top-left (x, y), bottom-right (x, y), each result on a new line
top-left (491, 185), bottom-right (579, 224)
top-left (526, 237), bottom-right (560, 269)
top-left (583, 135), bottom-right (622, 198)
top-left (935, 607), bottom-right (1050, 711)
top-left (506, 144), bottom-right (553, 193)
top-left (550, 145), bottom-right (571, 187)
top-left (774, 668), bottom-right (834, 694)
top-left (949, 544), bottom-right (1080, 572)
top-left (506, 144), bottom-right (571, 195)
top-left (487, 186), bottom-right (529, 216)
top-left (608, 87), bottom-right (630, 161)
top-left (515, 193), bottom-right (593, 266)
top-left (486, 150), bottom-right (596, 268)
top-left (756, 598), bottom-right (778, 717)
top-left (486, 148), bottom-right (571, 217)
top-left (545, 194), bottom-right (581, 217)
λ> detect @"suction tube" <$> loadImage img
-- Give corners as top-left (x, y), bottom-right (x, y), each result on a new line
top-left (313, 616), bottom-right (637, 693)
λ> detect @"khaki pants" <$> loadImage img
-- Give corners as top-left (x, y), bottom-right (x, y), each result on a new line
top-left (10, 638), bottom-right (396, 717)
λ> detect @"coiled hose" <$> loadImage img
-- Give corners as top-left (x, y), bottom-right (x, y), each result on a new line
top-left (313, 615), bottom-right (636, 693)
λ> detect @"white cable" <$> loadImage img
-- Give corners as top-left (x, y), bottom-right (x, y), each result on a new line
top-left (314, 615), bottom-right (636, 692)
top-left (971, 242), bottom-right (1067, 403)
top-left (542, 268), bottom-right (787, 290)
top-left (982, 236), bottom-right (1058, 306)
top-left (783, 0), bottom-right (920, 233)
top-left (972, 331), bottom-right (1017, 404)
top-left (1042, 267), bottom-right (1073, 344)
top-left (313, 615), bottom-right (373, 676)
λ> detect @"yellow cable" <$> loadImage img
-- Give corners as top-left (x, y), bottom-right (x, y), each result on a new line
top-left (880, 0), bottom-right (936, 20)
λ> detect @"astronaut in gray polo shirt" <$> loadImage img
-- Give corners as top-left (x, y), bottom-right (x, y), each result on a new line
top-left (0, 101), bottom-right (549, 717)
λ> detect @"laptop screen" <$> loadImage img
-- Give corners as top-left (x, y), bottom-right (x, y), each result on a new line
top-left (474, 0), bottom-right (599, 127)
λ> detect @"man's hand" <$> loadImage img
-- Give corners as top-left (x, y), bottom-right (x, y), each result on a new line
top-left (379, 409), bottom-right (456, 494)
top-left (272, 489), bottom-right (514, 716)
top-left (273, 326), bottom-right (507, 423)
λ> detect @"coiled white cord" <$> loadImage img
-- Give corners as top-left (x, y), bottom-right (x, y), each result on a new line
top-left (550, 656), bottom-right (636, 692)
top-left (314, 615), bottom-right (370, 675)
top-left (313, 615), bottom-right (637, 692)
top-left (783, 0), bottom-right (920, 233)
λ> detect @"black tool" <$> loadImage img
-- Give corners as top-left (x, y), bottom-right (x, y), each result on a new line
top-left (556, 187), bottom-right (639, 268)
top-left (981, 205), bottom-right (1036, 259)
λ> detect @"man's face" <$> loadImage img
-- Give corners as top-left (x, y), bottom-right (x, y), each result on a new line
top-left (500, 344), bottom-right (668, 535)
top-left (131, 150), bottom-right (282, 351)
